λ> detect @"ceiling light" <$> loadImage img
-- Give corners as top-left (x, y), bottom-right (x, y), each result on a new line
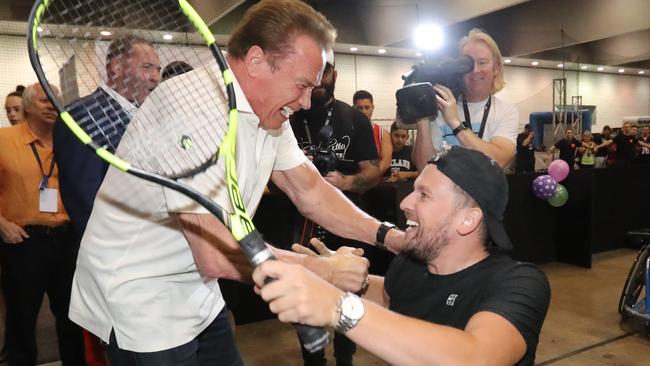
top-left (557, 63), bottom-right (564, 68)
top-left (504, 59), bottom-right (512, 63)
top-left (378, 49), bottom-right (386, 54)
top-left (100, 31), bottom-right (111, 36)
top-left (581, 65), bottom-right (588, 70)
top-left (531, 61), bottom-right (539, 66)
top-left (37, 26), bottom-right (43, 33)
top-left (349, 47), bottom-right (358, 52)
top-left (414, 24), bottom-right (444, 50)
top-left (638, 71), bottom-right (645, 74)
top-left (618, 69), bottom-right (625, 73)
top-left (597, 67), bottom-right (605, 71)
top-left (163, 34), bottom-right (173, 40)
top-left (416, 52), bottom-right (422, 57)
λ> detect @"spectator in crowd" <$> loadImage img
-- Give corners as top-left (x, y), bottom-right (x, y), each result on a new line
top-left (254, 146), bottom-right (551, 366)
top-left (4, 85), bottom-right (25, 126)
top-left (515, 124), bottom-right (535, 173)
top-left (546, 128), bottom-right (581, 170)
top-left (638, 126), bottom-right (650, 164)
top-left (291, 49), bottom-right (380, 366)
top-left (631, 125), bottom-right (638, 138)
top-left (54, 34), bottom-right (162, 236)
top-left (0, 83), bottom-right (85, 365)
top-left (68, 2), bottom-right (401, 365)
top-left (412, 28), bottom-right (519, 169)
top-left (353, 90), bottom-right (392, 176)
top-left (385, 121), bottom-right (418, 182)
top-left (593, 125), bottom-right (613, 168)
top-left (578, 131), bottom-right (596, 169)
top-left (601, 122), bottom-right (650, 167)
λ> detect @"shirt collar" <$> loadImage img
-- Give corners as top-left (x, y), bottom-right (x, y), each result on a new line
top-left (99, 83), bottom-right (138, 116)
top-left (18, 122), bottom-right (40, 145)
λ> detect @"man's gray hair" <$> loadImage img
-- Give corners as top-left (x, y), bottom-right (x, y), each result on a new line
top-left (22, 83), bottom-right (60, 110)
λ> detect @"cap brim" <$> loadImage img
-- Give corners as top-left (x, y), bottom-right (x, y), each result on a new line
top-left (484, 214), bottom-right (512, 251)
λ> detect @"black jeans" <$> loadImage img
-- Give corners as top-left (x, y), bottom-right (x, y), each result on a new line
top-left (0, 224), bottom-right (85, 366)
top-left (104, 307), bottom-right (243, 366)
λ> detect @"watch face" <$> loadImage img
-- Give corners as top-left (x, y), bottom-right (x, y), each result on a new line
top-left (342, 295), bottom-right (364, 319)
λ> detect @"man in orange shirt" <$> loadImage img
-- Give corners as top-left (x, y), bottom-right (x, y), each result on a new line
top-left (0, 83), bottom-right (85, 365)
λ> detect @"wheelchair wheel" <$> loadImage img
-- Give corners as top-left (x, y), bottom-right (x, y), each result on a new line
top-left (618, 245), bottom-right (649, 320)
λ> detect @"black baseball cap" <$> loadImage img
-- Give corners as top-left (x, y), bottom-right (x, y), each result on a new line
top-left (429, 146), bottom-right (512, 251)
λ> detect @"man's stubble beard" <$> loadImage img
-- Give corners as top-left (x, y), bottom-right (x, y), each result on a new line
top-left (402, 214), bottom-right (453, 264)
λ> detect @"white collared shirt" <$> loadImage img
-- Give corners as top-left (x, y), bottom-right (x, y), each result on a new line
top-left (99, 83), bottom-right (138, 117)
top-left (69, 64), bottom-right (306, 352)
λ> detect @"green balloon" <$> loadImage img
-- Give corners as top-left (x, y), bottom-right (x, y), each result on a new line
top-left (547, 184), bottom-right (569, 207)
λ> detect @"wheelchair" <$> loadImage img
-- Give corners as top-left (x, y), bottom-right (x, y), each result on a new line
top-left (618, 230), bottom-right (650, 337)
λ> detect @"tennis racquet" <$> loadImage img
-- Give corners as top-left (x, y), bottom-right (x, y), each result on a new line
top-left (27, 0), bottom-right (329, 352)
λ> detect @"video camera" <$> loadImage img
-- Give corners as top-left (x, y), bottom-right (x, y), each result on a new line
top-left (301, 125), bottom-right (357, 176)
top-left (395, 55), bottom-right (474, 126)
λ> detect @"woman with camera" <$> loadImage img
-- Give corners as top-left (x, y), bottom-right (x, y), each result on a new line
top-left (412, 29), bottom-right (519, 169)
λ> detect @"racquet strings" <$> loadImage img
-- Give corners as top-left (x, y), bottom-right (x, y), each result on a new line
top-left (36, 0), bottom-right (229, 178)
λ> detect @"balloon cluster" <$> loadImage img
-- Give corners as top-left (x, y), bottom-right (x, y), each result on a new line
top-left (532, 160), bottom-right (569, 207)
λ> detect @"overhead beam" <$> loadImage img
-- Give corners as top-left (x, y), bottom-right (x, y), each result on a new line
top-left (189, 0), bottom-right (245, 26)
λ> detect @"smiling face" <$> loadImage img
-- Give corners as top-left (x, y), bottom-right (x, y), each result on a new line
top-left (399, 165), bottom-right (461, 262)
top-left (247, 35), bottom-right (325, 130)
top-left (461, 40), bottom-right (499, 102)
top-left (5, 95), bottom-right (24, 125)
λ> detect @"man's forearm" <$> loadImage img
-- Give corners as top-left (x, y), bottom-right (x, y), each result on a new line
top-left (455, 131), bottom-right (514, 167)
top-left (347, 159), bottom-right (380, 193)
top-left (413, 118), bottom-right (436, 172)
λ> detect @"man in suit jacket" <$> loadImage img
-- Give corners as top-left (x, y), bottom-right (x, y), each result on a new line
top-left (54, 35), bottom-right (161, 235)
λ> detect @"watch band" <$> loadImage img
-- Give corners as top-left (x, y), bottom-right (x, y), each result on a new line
top-left (375, 221), bottom-right (395, 250)
top-left (452, 122), bottom-right (469, 135)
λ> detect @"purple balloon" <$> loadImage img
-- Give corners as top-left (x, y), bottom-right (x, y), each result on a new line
top-left (532, 175), bottom-right (558, 200)
top-left (548, 159), bottom-right (570, 182)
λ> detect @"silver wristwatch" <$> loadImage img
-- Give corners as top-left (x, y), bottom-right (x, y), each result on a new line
top-left (334, 292), bottom-right (365, 333)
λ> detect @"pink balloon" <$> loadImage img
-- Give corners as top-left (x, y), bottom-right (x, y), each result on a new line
top-left (548, 159), bottom-right (569, 182)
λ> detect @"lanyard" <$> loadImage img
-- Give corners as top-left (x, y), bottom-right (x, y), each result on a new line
top-left (462, 95), bottom-right (491, 139)
top-left (30, 142), bottom-right (56, 190)
top-left (303, 105), bottom-right (334, 145)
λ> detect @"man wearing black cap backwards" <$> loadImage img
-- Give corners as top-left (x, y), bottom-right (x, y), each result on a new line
top-left (253, 146), bottom-right (551, 366)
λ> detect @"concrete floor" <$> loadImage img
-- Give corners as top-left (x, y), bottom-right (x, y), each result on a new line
top-left (14, 248), bottom-right (650, 365)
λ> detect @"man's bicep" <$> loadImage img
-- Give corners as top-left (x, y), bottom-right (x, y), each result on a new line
top-left (464, 311), bottom-right (527, 365)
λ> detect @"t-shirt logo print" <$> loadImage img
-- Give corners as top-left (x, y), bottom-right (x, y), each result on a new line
top-left (446, 294), bottom-right (458, 306)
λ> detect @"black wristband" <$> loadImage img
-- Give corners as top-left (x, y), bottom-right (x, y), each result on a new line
top-left (375, 221), bottom-right (395, 250)
top-left (452, 122), bottom-right (469, 136)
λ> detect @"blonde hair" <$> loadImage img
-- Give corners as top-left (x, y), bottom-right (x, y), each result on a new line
top-left (459, 28), bottom-right (505, 94)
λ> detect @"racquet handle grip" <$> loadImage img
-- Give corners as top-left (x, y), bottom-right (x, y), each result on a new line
top-left (240, 231), bottom-right (330, 353)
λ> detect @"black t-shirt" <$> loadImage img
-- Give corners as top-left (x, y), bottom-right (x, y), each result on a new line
top-left (554, 138), bottom-right (581, 167)
top-left (385, 253), bottom-right (550, 366)
top-left (290, 99), bottom-right (378, 167)
top-left (386, 145), bottom-right (416, 176)
top-left (593, 134), bottom-right (612, 157)
top-left (516, 132), bottom-right (534, 159)
top-left (613, 133), bottom-right (638, 163)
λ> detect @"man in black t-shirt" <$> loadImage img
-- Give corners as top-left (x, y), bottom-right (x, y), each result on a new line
top-left (253, 146), bottom-right (551, 366)
top-left (289, 49), bottom-right (379, 366)
top-left (515, 124), bottom-right (535, 173)
top-left (600, 122), bottom-right (650, 167)
top-left (546, 128), bottom-right (581, 169)
top-left (593, 125), bottom-right (613, 168)
top-left (385, 122), bottom-right (418, 182)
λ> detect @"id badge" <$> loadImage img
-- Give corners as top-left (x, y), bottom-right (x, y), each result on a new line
top-left (39, 188), bottom-right (59, 213)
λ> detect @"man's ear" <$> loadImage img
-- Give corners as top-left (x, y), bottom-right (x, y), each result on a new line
top-left (108, 60), bottom-right (122, 79)
top-left (243, 45), bottom-right (269, 78)
top-left (457, 207), bottom-right (483, 236)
